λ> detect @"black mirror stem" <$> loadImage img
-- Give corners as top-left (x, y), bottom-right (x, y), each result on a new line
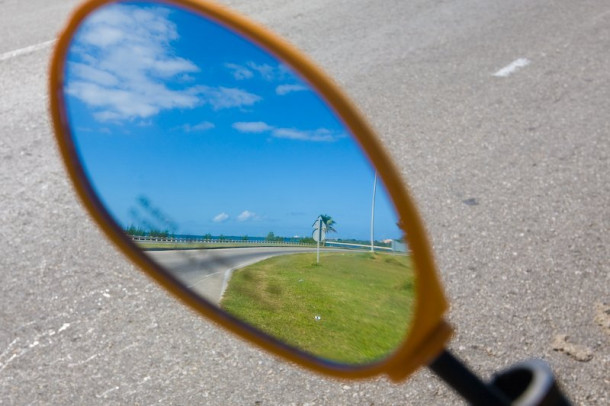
top-left (429, 350), bottom-right (572, 405)
top-left (429, 349), bottom-right (512, 405)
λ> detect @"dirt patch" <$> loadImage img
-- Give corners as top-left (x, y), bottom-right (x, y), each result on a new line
top-left (594, 302), bottom-right (610, 337)
top-left (551, 334), bottom-right (593, 362)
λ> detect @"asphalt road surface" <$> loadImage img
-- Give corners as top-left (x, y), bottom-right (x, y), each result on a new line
top-left (147, 247), bottom-right (323, 303)
top-left (1, 0), bottom-right (608, 404)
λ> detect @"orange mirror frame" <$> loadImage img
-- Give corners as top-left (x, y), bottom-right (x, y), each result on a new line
top-left (49, 0), bottom-right (452, 381)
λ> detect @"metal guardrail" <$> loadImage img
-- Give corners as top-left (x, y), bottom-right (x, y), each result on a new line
top-left (129, 236), bottom-right (312, 246)
top-left (323, 241), bottom-right (393, 251)
top-left (129, 235), bottom-right (403, 252)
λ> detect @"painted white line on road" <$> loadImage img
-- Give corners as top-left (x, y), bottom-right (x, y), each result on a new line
top-left (57, 323), bottom-right (70, 333)
top-left (493, 58), bottom-right (531, 77)
top-left (96, 386), bottom-right (120, 398)
top-left (0, 39), bottom-right (57, 62)
top-left (68, 353), bottom-right (99, 368)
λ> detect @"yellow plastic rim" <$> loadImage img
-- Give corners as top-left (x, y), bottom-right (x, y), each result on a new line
top-left (49, 0), bottom-right (452, 381)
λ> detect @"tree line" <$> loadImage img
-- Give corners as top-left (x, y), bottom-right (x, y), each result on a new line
top-left (125, 225), bottom-right (174, 238)
top-left (125, 213), bottom-right (337, 243)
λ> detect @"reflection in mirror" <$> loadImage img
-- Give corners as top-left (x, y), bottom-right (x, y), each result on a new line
top-left (62, 1), bottom-right (415, 365)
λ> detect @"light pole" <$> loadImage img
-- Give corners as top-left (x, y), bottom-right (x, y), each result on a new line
top-left (370, 172), bottom-right (377, 252)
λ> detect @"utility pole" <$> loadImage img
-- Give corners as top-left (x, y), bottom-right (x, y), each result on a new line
top-left (370, 172), bottom-right (377, 252)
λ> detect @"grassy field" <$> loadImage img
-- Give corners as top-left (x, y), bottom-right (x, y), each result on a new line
top-left (220, 252), bottom-right (416, 364)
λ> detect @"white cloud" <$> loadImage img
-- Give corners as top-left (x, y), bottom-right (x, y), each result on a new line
top-left (183, 121), bottom-right (215, 132)
top-left (153, 57), bottom-right (199, 78)
top-left (80, 25), bottom-right (124, 47)
top-left (66, 79), bottom-right (199, 121)
top-left (232, 121), bottom-right (341, 142)
top-left (275, 84), bottom-right (308, 95)
top-left (194, 86), bottom-right (261, 110)
top-left (232, 121), bottom-right (274, 133)
top-left (66, 4), bottom-right (261, 122)
top-left (69, 62), bottom-right (119, 87)
top-left (237, 210), bottom-right (257, 222)
top-left (213, 212), bottom-right (229, 223)
top-left (225, 63), bottom-right (254, 80)
top-left (272, 128), bottom-right (336, 142)
top-left (66, 5), bottom-right (199, 121)
top-left (247, 62), bottom-right (276, 81)
top-left (94, 111), bottom-right (123, 122)
top-left (224, 62), bottom-right (291, 82)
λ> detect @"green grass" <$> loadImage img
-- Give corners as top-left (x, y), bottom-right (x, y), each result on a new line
top-left (220, 252), bottom-right (416, 364)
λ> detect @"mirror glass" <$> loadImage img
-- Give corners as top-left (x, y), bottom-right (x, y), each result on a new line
top-left (62, 1), bottom-right (415, 365)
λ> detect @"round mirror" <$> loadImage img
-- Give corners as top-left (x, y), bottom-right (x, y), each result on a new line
top-left (57, 1), bottom-right (417, 366)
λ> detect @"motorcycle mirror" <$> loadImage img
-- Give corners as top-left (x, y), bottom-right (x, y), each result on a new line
top-left (49, 0), bottom-right (451, 381)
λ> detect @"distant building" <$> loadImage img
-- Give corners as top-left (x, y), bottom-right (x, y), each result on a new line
top-left (391, 239), bottom-right (408, 253)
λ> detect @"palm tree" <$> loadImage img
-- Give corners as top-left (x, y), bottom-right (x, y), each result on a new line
top-left (318, 214), bottom-right (337, 234)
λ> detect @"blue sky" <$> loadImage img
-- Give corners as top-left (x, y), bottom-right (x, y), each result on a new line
top-left (64, 1), bottom-right (402, 241)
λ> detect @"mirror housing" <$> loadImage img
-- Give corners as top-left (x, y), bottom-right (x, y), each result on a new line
top-left (49, 0), bottom-right (451, 381)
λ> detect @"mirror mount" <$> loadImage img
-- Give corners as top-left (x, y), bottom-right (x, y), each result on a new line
top-left (429, 350), bottom-right (512, 405)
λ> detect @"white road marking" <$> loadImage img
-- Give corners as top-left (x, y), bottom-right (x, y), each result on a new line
top-left (118, 343), bottom-right (137, 353)
top-left (493, 58), bottom-right (531, 77)
top-left (0, 338), bottom-right (19, 361)
top-left (97, 386), bottom-right (120, 398)
top-left (58, 323), bottom-right (70, 333)
top-left (0, 340), bottom-right (39, 373)
top-left (0, 39), bottom-right (56, 62)
top-left (68, 353), bottom-right (99, 368)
